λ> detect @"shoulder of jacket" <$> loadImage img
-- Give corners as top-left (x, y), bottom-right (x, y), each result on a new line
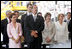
top-left (1, 18), bottom-right (7, 22)
top-left (7, 23), bottom-right (11, 26)
top-left (17, 23), bottom-right (21, 25)
top-left (63, 22), bottom-right (67, 25)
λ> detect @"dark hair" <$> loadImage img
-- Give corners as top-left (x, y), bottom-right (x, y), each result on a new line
top-left (44, 12), bottom-right (51, 20)
top-left (38, 12), bottom-right (42, 14)
top-left (27, 3), bottom-right (32, 8)
top-left (38, 12), bottom-right (42, 16)
top-left (67, 12), bottom-right (71, 15)
top-left (10, 13), bottom-right (16, 18)
top-left (14, 10), bottom-right (19, 13)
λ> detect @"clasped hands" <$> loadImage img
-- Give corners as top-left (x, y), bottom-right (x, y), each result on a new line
top-left (11, 36), bottom-right (21, 43)
top-left (31, 30), bottom-right (38, 38)
top-left (45, 37), bottom-right (51, 43)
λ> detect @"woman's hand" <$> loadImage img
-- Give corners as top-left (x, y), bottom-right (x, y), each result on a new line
top-left (11, 37), bottom-right (15, 40)
top-left (15, 37), bottom-right (21, 43)
top-left (46, 37), bottom-right (51, 43)
top-left (11, 37), bottom-right (19, 43)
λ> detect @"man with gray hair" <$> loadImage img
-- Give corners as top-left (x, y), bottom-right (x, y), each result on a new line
top-left (6, 10), bottom-right (12, 23)
top-left (1, 10), bottom-right (12, 48)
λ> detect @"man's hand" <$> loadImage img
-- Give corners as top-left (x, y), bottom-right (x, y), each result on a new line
top-left (31, 30), bottom-right (38, 38)
top-left (35, 30), bottom-right (38, 33)
top-left (34, 33), bottom-right (38, 38)
top-left (31, 30), bottom-right (36, 36)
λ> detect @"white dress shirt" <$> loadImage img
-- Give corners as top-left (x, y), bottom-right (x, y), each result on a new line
top-left (7, 17), bottom-right (10, 23)
top-left (32, 13), bottom-right (37, 22)
top-left (26, 11), bottom-right (32, 16)
top-left (66, 18), bottom-right (71, 24)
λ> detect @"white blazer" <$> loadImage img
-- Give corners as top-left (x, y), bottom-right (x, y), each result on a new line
top-left (42, 21), bottom-right (56, 44)
top-left (54, 21), bottom-right (69, 43)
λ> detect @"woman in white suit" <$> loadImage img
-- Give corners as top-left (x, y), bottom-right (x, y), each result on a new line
top-left (54, 14), bottom-right (69, 43)
top-left (42, 12), bottom-right (56, 45)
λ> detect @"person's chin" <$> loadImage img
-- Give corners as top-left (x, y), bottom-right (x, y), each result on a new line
top-left (13, 21), bottom-right (16, 23)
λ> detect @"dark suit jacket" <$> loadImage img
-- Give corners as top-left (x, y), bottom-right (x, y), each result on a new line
top-left (68, 20), bottom-right (71, 32)
top-left (24, 14), bottom-right (44, 43)
top-left (1, 18), bottom-right (9, 44)
top-left (68, 20), bottom-right (71, 39)
top-left (21, 13), bottom-right (28, 39)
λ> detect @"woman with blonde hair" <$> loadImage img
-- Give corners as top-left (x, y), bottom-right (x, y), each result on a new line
top-left (54, 13), bottom-right (69, 43)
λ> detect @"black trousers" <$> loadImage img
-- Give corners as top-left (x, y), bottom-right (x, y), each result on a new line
top-left (1, 42), bottom-right (8, 48)
top-left (26, 38), bottom-right (41, 48)
top-left (6, 43), bottom-right (8, 48)
top-left (30, 38), bottom-right (41, 48)
top-left (69, 32), bottom-right (71, 39)
top-left (42, 44), bottom-right (50, 48)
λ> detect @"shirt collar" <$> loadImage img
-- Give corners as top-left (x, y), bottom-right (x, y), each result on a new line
top-left (27, 11), bottom-right (32, 15)
top-left (6, 17), bottom-right (10, 23)
top-left (32, 13), bottom-right (37, 17)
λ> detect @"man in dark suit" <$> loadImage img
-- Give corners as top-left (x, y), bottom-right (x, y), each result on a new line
top-left (24, 5), bottom-right (44, 48)
top-left (21, 3), bottom-right (33, 48)
top-left (64, 12), bottom-right (71, 40)
top-left (14, 11), bottom-right (21, 23)
top-left (38, 12), bottom-right (42, 17)
top-left (68, 20), bottom-right (71, 40)
top-left (64, 12), bottom-right (71, 24)
top-left (1, 10), bottom-right (12, 48)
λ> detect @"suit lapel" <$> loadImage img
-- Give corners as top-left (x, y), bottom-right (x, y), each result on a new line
top-left (31, 14), bottom-right (39, 22)
top-left (5, 18), bottom-right (8, 24)
top-left (35, 15), bottom-right (39, 23)
top-left (30, 14), bottom-right (35, 23)
top-left (29, 14), bottom-right (39, 24)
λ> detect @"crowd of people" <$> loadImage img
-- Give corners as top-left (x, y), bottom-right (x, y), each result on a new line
top-left (1, 3), bottom-right (71, 48)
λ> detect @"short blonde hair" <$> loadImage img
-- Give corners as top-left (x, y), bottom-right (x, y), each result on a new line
top-left (58, 13), bottom-right (65, 20)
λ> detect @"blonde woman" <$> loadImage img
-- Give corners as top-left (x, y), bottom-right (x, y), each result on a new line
top-left (54, 13), bottom-right (69, 43)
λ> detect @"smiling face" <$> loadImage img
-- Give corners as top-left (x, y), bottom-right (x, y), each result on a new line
top-left (11, 14), bottom-right (17, 23)
top-left (27, 4), bottom-right (33, 12)
top-left (67, 13), bottom-right (71, 19)
top-left (45, 13), bottom-right (51, 22)
top-left (32, 5), bottom-right (38, 15)
top-left (58, 14), bottom-right (64, 22)
top-left (6, 12), bottom-right (12, 18)
top-left (14, 12), bottom-right (19, 18)
top-left (46, 15), bottom-right (51, 22)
